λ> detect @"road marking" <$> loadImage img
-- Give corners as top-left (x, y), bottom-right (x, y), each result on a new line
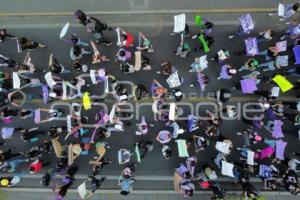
top-left (0, 8), bottom-right (277, 17)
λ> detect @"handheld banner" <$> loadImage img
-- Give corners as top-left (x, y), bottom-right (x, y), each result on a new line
top-left (272, 75), bottom-right (294, 92)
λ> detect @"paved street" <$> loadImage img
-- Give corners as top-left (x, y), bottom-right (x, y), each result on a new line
top-left (1, 1), bottom-right (300, 200)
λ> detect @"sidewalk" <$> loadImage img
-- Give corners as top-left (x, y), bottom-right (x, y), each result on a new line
top-left (0, 0), bottom-right (295, 14)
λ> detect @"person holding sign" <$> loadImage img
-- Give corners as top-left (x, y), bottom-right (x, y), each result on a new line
top-left (268, 3), bottom-right (299, 21)
top-left (239, 58), bottom-right (259, 72)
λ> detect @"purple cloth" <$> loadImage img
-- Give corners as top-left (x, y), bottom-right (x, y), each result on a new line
top-left (1, 127), bottom-right (14, 139)
top-left (2, 117), bottom-right (12, 124)
top-left (42, 85), bottom-right (49, 103)
top-left (266, 108), bottom-right (276, 120)
top-left (197, 74), bottom-right (205, 92)
top-left (220, 65), bottom-right (230, 79)
top-left (272, 120), bottom-right (284, 138)
top-left (276, 140), bottom-right (287, 160)
top-left (188, 115), bottom-right (196, 132)
top-left (239, 14), bottom-right (254, 33)
top-left (293, 46), bottom-right (300, 64)
top-left (240, 79), bottom-right (257, 93)
top-left (259, 164), bottom-right (272, 179)
top-left (245, 37), bottom-right (258, 56)
top-left (34, 109), bottom-right (40, 124)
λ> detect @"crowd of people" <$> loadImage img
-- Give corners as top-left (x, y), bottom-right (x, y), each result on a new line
top-left (0, 2), bottom-right (300, 200)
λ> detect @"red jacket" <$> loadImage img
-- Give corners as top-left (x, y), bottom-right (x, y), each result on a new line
top-left (30, 160), bottom-right (42, 173)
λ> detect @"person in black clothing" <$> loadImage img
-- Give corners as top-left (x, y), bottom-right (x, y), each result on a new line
top-left (0, 149), bottom-right (23, 164)
top-left (0, 29), bottom-right (16, 42)
top-left (74, 10), bottom-right (90, 26)
top-left (88, 176), bottom-right (106, 193)
top-left (215, 88), bottom-right (231, 105)
top-left (17, 37), bottom-right (46, 53)
top-left (87, 17), bottom-right (112, 45)
top-left (0, 54), bottom-right (17, 68)
top-left (209, 181), bottom-right (225, 200)
top-left (136, 140), bottom-right (153, 159)
top-left (92, 157), bottom-right (112, 176)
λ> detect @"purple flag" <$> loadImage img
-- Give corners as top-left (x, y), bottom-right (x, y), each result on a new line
top-left (259, 164), bottom-right (272, 179)
top-left (197, 74), bottom-right (205, 92)
top-left (34, 109), bottom-right (41, 124)
top-left (260, 147), bottom-right (275, 159)
top-left (240, 79), bottom-right (257, 94)
top-left (293, 46), bottom-right (300, 64)
top-left (272, 120), bottom-right (284, 138)
top-left (245, 37), bottom-right (258, 56)
top-left (276, 140), bottom-right (287, 160)
top-left (239, 14), bottom-right (254, 33)
top-left (42, 85), bottom-right (49, 104)
top-left (220, 65), bottom-right (230, 80)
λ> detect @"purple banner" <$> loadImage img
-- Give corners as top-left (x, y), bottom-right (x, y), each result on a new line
top-left (42, 85), bottom-right (49, 103)
top-left (293, 46), bottom-right (300, 64)
top-left (240, 79), bottom-right (257, 94)
top-left (276, 140), bottom-right (287, 160)
top-left (272, 120), bottom-right (284, 138)
top-left (245, 37), bottom-right (258, 56)
top-left (239, 14), bottom-right (254, 33)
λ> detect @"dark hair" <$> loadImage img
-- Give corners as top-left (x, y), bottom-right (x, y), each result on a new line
top-left (29, 166), bottom-right (35, 172)
top-left (204, 21), bottom-right (214, 29)
top-left (73, 45), bottom-right (81, 56)
top-left (293, 3), bottom-right (299, 11)
top-left (19, 37), bottom-right (27, 44)
top-left (119, 50), bottom-right (126, 57)
top-left (120, 190), bottom-right (129, 195)
top-left (269, 30), bottom-right (275, 37)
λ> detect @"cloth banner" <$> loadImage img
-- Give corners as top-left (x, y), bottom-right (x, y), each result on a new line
top-left (221, 161), bottom-right (234, 177)
top-left (198, 34), bottom-right (210, 53)
top-left (293, 46), bottom-right (300, 64)
top-left (272, 120), bottom-right (284, 138)
top-left (215, 142), bottom-right (230, 154)
top-left (240, 79), bottom-right (257, 94)
top-left (1, 127), bottom-right (14, 139)
top-left (276, 41), bottom-right (287, 52)
top-left (239, 14), bottom-right (254, 33)
top-left (176, 139), bottom-right (189, 157)
top-left (34, 109), bottom-right (40, 124)
top-left (276, 140), bottom-right (287, 160)
top-left (82, 92), bottom-right (91, 110)
top-left (135, 144), bottom-right (141, 163)
top-left (173, 14), bottom-right (186, 33)
top-left (247, 150), bottom-right (255, 166)
top-left (272, 75), bottom-right (294, 92)
top-left (199, 55), bottom-right (208, 69)
top-left (166, 71), bottom-right (181, 88)
top-left (259, 164), bottom-right (272, 179)
top-left (195, 15), bottom-right (203, 26)
top-left (245, 37), bottom-right (258, 56)
top-left (134, 51), bottom-right (142, 71)
top-left (276, 55), bottom-right (289, 67)
top-left (59, 22), bottom-right (70, 38)
top-left (12, 72), bottom-right (20, 89)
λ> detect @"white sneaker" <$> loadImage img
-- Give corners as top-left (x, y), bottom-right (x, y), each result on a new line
top-left (228, 35), bottom-right (234, 39)
top-left (267, 13), bottom-right (274, 16)
top-left (192, 35), bottom-right (198, 39)
top-left (143, 65), bottom-right (151, 70)
top-left (156, 71), bottom-right (161, 74)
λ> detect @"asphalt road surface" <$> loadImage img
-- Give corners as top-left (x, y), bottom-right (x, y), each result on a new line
top-left (0, 13), bottom-right (300, 192)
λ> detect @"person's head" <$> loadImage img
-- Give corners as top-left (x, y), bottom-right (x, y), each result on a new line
top-left (293, 3), bottom-right (300, 11)
top-left (204, 21), bottom-right (214, 29)
top-left (121, 34), bottom-right (128, 41)
top-left (0, 29), bottom-right (6, 36)
top-left (19, 37), bottom-right (28, 44)
top-left (73, 45), bottom-right (81, 56)
top-left (119, 50), bottom-right (126, 57)
top-left (29, 166), bottom-right (35, 173)
top-left (269, 30), bottom-right (275, 37)
top-left (156, 87), bottom-right (167, 94)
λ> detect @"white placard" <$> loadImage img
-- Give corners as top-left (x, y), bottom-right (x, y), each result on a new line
top-left (173, 14), bottom-right (186, 33)
top-left (215, 141), bottom-right (230, 154)
top-left (271, 87), bottom-right (280, 97)
top-left (12, 72), bottom-right (20, 89)
top-left (67, 115), bottom-right (72, 134)
top-left (45, 72), bottom-right (56, 87)
top-left (166, 71), bottom-right (181, 88)
top-left (59, 22), bottom-right (70, 38)
top-left (218, 50), bottom-right (227, 60)
top-left (116, 28), bottom-right (121, 46)
top-left (169, 103), bottom-right (176, 121)
top-left (77, 182), bottom-right (88, 199)
top-left (278, 3), bottom-right (285, 17)
top-left (247, 150), bottom-right (255, 166)
top-left (276, 41), bottom-right (287, 52)
top-left (221, 161), bottom-right (234, 177)
top-left (90, 70), bottom-right (97, 84)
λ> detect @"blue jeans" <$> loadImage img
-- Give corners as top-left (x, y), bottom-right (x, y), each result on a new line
top-left (258, 50), bottom-right (271, 61)
top-left (258, 61), bottom-right (275, 71)
top-left (287, 68), bottom-right (300, 77)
